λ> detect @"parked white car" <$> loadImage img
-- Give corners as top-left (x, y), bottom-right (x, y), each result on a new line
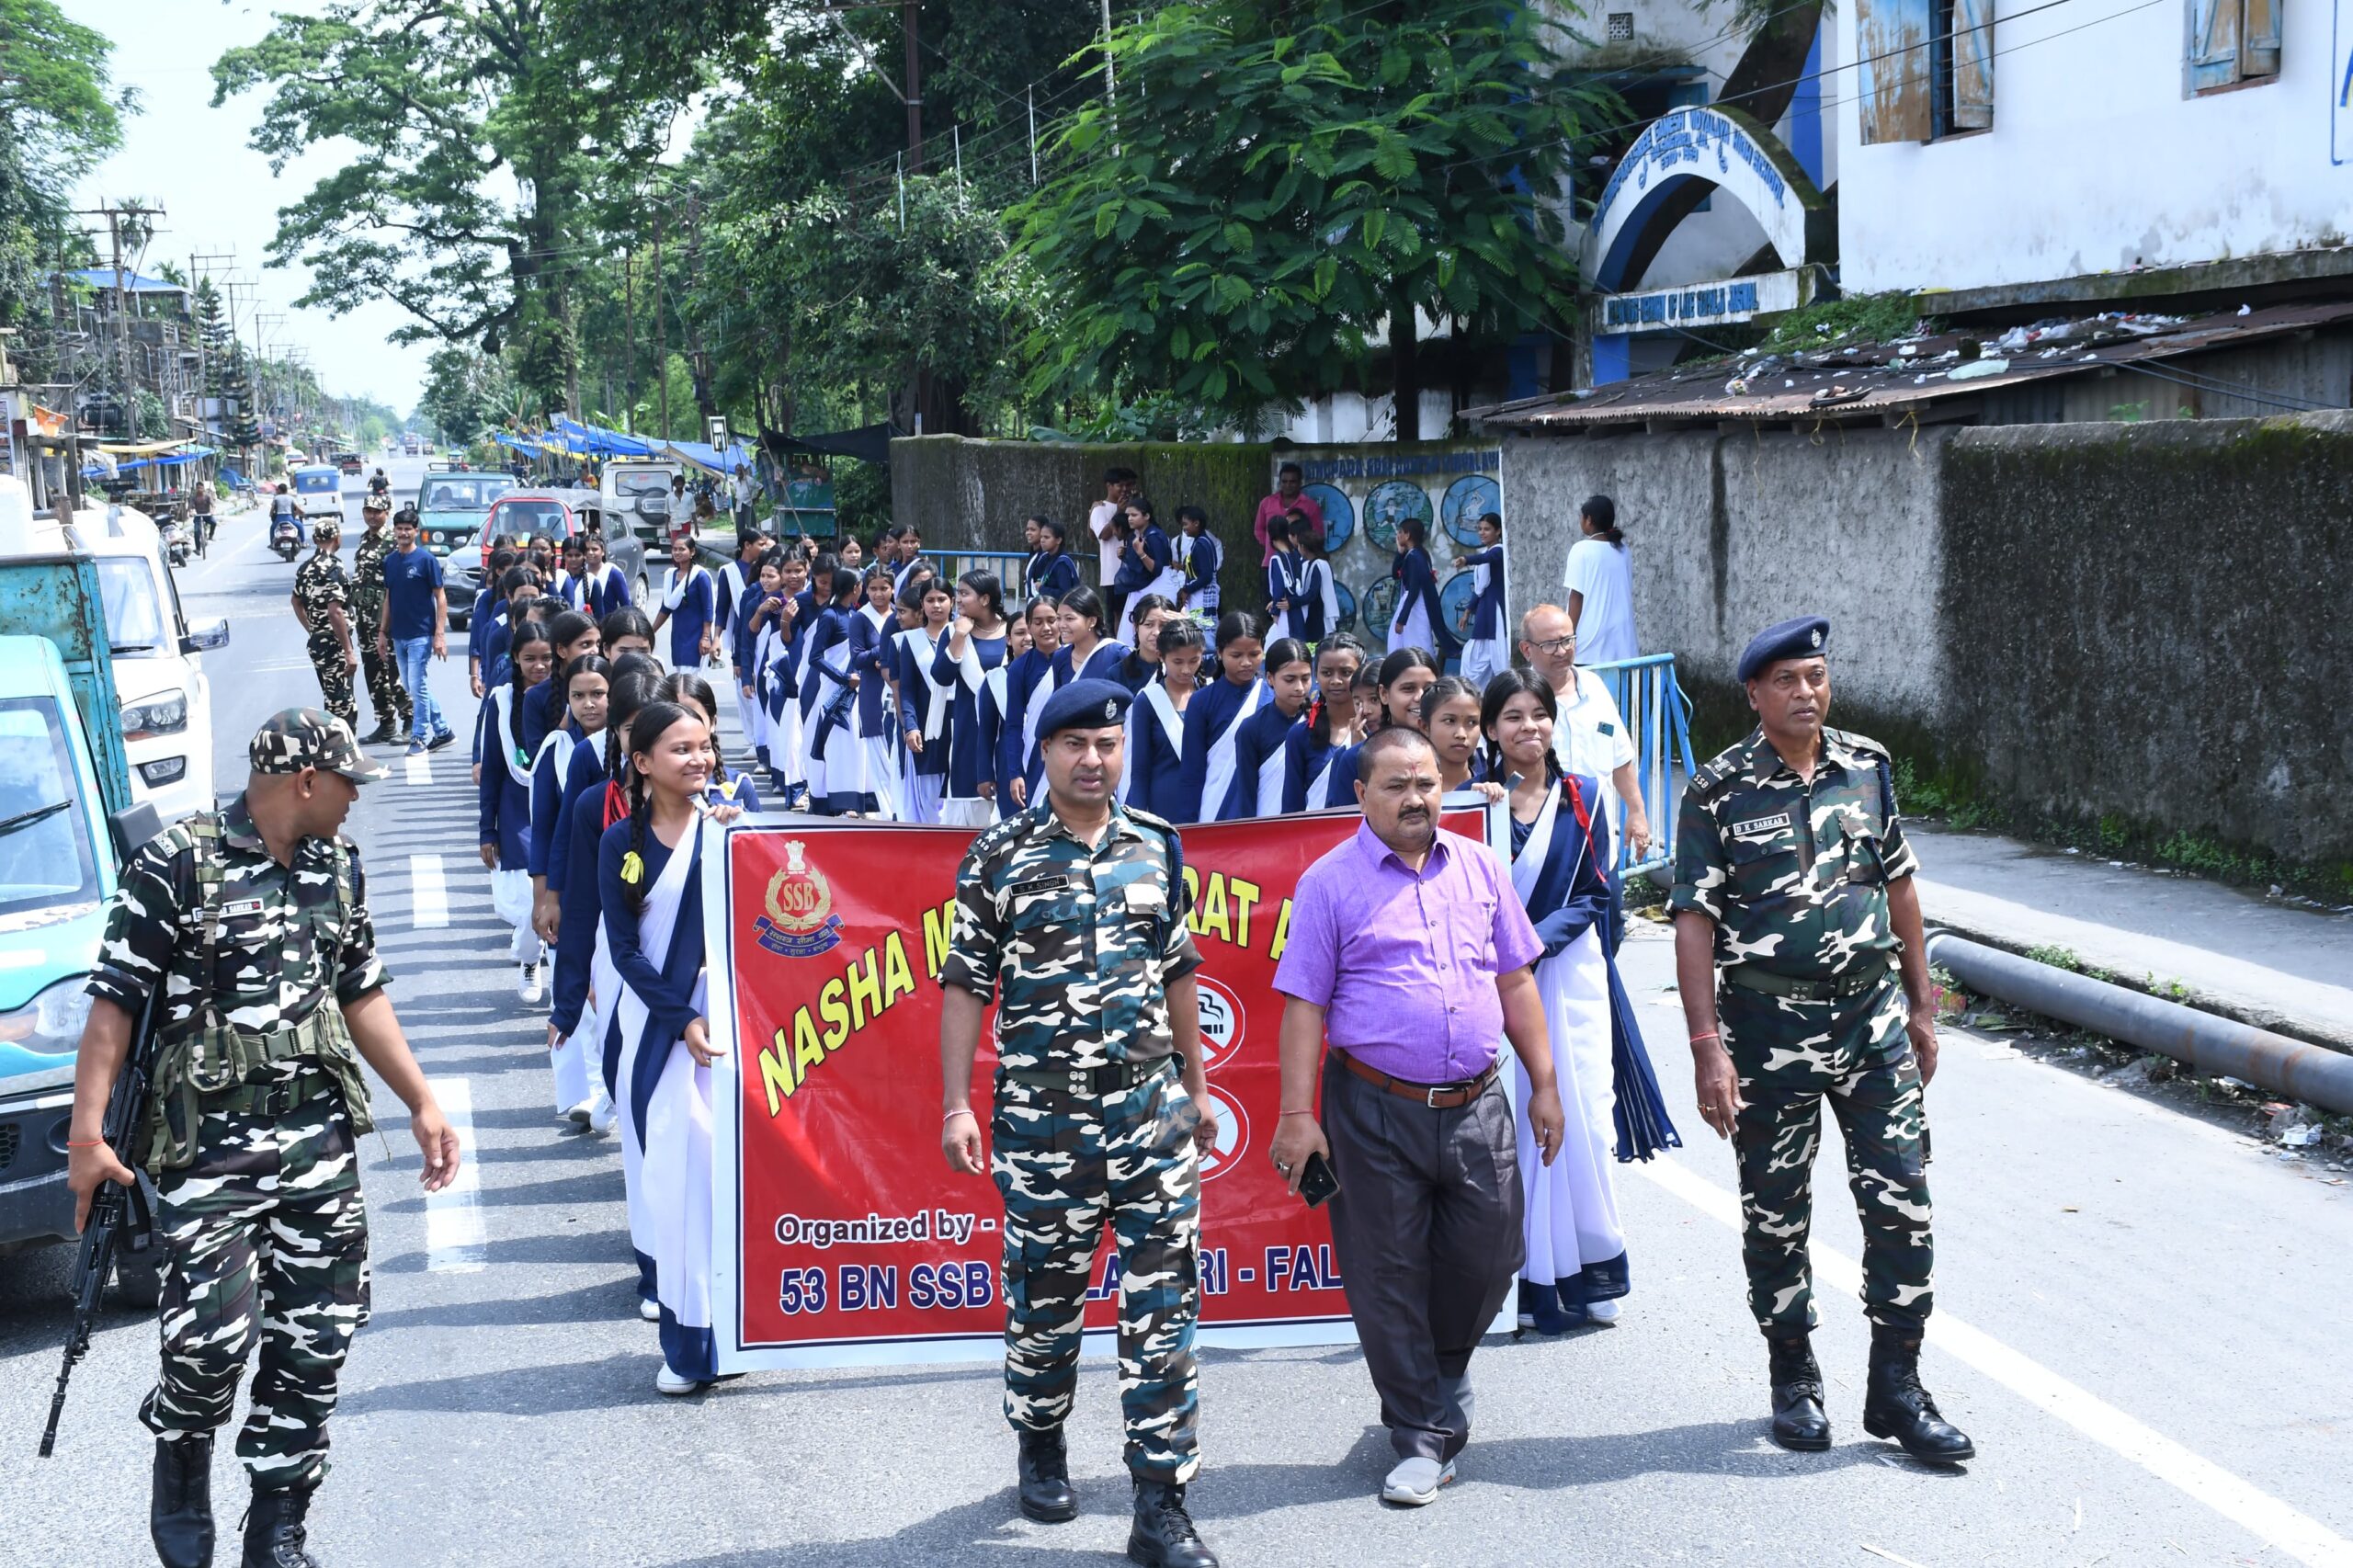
top-left (0, 492), bottom-right (227, 822)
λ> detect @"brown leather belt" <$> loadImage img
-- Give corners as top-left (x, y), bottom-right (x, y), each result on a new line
top-left (1332, 1049), bottom-right (1498, 1110)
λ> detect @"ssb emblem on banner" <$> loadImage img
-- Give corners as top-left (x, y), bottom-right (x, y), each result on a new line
top-left (754, 840), bottom-right (844, 958)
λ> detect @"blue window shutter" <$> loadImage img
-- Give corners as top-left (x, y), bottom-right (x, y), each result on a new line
top-left (2188, 0), bottom-right (2242, 92)
top-left (1951, 0), bottom-right (1995, 129)
top-left (1859, 0), bottom-right (1936, 142)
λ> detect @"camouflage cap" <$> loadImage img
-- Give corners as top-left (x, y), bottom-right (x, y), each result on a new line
top-left (361, 492), bottom-right (392, 513)
top-left (250, 708), bottom-right (388, 783)
top-left (312, 515), bottom-right (343, 540)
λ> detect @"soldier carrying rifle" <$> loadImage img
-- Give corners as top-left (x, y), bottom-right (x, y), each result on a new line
top-left (61, 710), bottom-right (458, 1568)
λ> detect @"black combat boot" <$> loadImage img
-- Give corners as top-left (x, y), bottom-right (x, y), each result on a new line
top-left (1767, 1333), bottom-right (1832, 1452)
top-left (240, 1482), bottom-right (323, 1568)
top-left (1016, 1426), bottom-right (1078, 1523)
top-left (1862, 1324), bottom-right (1976, 1464)
top-left (151, 1434), bottom-right (215, 1568)
top-left (1127, 1479), bottom-right (1218, 1568)
top-left (359, 720), bottom-right (394, 745)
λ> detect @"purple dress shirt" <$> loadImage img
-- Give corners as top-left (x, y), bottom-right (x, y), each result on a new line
top-left (1272, 821), bottom-right (1542, 1084)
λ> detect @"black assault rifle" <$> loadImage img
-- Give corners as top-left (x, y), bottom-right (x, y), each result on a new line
top-left (38, 986), bottom-right (161, 1457)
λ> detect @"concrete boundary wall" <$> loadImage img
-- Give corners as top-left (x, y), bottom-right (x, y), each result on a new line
top-left (1500, 414), bottom-right (2353, 866)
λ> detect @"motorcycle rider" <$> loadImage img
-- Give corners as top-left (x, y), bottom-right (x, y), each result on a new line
top-left (190, 480), bottom-right (216, 554)
top-left (369, 467), bottom-right (390, 500)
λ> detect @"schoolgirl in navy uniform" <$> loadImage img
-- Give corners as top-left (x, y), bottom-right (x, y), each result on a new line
top-left (995, 596), bottom-right (1061, 813)
top-left (1279, 633), bottom-right (1369, 812)
top-left (1178, 611), bottom-right (1268, 824)
top-left (1228, 637), bottom-right (1313, 818)
top-left (1124, 615), bottom-right (1203, 821)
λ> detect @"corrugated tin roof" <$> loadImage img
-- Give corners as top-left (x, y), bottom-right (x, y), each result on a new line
top-left (1468, 301), bottom-right (2353, 431)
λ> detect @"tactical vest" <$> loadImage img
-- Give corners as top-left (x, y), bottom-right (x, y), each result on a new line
top-left (138, 815), bottom-right (378, 1174)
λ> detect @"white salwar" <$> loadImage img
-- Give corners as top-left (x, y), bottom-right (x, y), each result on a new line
top-left (898, 625), bottom-right (950, 824)
top-left (1392, 596), bottom-right (1436, 657)
top-left (614, 815), bottom-right (715, 1372)
top-left (1508, 787), bottom-right (1626, 1291)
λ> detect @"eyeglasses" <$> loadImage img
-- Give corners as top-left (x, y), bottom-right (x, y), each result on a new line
top-left (1526, 636), bottom-right (1575, 654)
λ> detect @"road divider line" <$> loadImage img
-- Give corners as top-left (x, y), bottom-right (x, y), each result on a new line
top-left (403, 753), bottom-right (432, 786)
top-left (422, 1075), bottom-right (488, 1274)
top-left (1633, 1157), bottom-right (2353, 1568)
top-left (408, 854), bottom-right (449, 928)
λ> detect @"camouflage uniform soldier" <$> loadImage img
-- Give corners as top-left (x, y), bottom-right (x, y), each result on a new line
top-left (290, 519), bottom-right (359, 730)
top-left (349, 497), bottom-right (410, 744)
top-left (66, 710), bottom-right (459, 1568)
top-left (1671, 617), bottom-right (1974, 1466)
top-left (939, 678), bottom-right (1221, 1568)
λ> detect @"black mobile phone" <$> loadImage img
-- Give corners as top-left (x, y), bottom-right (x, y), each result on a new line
top-left (1297, 1150), bottom-right (1340, 1209)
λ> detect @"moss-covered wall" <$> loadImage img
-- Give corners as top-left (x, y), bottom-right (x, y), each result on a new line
top-left (891, 436), bottom-right (1271, 611)
top-left (1495, 411), bottom-right (2353, 869)
top-left (1940, 414), bottom-right (2353, 866)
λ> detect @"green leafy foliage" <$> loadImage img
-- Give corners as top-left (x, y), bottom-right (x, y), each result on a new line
top-left (1011, 0), bottom-right (1614, 431)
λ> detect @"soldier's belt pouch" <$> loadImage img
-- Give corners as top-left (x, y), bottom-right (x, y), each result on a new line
top-left (142, 1005), bottom-right (375, 1174)
top-left (1723, 960), bottom-right (1892, 1003)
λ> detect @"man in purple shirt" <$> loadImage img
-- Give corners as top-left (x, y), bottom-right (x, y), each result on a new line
top-left (1268, 726), bottom-right (1563, 1506)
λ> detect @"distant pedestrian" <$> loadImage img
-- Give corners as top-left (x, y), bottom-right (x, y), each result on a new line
top-left (1517, 602), bottom-right (1653, 864)
top-left (1088, 466), bottom-right (1136, 591)
top-left (1253, 460), bottom-right (1324, 562)
top-left (940, 677), bottom-right (1222, 1568)
top-left (379, 507), bottom-right (452, 756)
top-left (1563, 494), bottom-right (1638, 665)
top-left (1388, 517), bottom-right (1457, 662)
top-left (1671, 616), bottom-right (1973, 1464)
top-left (1173, 506), bottom-right (1222, 619)
top-left (290, 518), bottom-right (359, 732)
top-left (1027, 517), bottom-right (1082, 603)
top-left (1453, 512), bottom-right (1507, 687)
top-left (1268, 726), bottom-right (1563, 1506)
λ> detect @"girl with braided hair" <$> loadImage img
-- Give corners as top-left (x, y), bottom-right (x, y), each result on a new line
top-left (480, 621), bottom-right (553, 1001)
top-left (1279, 634), bottom-right (1367, 812)
top-left (656, 670), bottom-right (764, 812)
top-left (598, 701), bottom-right (723, 1396)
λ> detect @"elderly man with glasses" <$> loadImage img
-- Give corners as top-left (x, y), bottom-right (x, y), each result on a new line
top-left (1516, 603), bottom-right (1652, 862)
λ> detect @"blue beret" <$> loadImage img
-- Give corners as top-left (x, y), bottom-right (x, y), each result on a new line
top-left (1737, 616), bottom-right (1830, 682)
top-left (1036, 678), bottom-right (1132, 739)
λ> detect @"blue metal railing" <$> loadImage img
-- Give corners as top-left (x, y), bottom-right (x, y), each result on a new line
top-left (932, 550), bottom-right (1032, 590)
top-left (1582, 653), bottom-right (1699, 876)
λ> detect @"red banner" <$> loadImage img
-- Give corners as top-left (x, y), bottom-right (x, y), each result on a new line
top-left (706, 810), bottom-right (1474, 1369)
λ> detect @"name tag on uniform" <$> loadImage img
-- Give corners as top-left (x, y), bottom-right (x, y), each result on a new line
top-left (218, 898), bottom-right (267, 918)
top-left (1010, 874), bottom-right (1070, 897)
top-left (1730, 812), bottom-right (1792, 837)
top-left (1124, 883), bottom-right (1166, 912)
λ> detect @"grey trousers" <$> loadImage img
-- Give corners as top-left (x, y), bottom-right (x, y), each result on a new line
top-left (1321, 1061), bottom-right (1524, 1462)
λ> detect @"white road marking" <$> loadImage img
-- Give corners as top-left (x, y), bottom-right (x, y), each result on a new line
top-left (403, 752), bottom-right (433, 786)
top-left (422, 1075), bottom-right (488, 1274)
top-left (408, 854), bottom-right (449, 928)
top-left (1634, 1157), bottom-right (2353, 1568)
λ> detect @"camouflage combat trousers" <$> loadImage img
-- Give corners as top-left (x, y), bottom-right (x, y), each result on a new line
top-left (991, 1062), bottom-right (1201, 1483)
top-left (352, 610), bottom-right (409, 730)
top-left (140, 1065), bottom-right (371, 1491)
top-left (1722, 971), bottom-right (1933, 1336)
top-left (306, 633), bottom-right (358, 731)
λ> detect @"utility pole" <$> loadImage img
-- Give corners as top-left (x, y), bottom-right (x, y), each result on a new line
top-left (903, 0), bottom-right (924, 173)
top-left (622, 243), bottom-right (637, 434)
top-left (688, 187), bottom-right (714, 421)
top-left (652, 201), bottom-right (669, 442)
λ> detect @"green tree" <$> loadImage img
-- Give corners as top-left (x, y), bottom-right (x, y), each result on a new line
top-left (416, 347), bottom-right (515, 448)
top-left (221, 345), bottom-right (261, 452)
top-left (211, 2), bottom-right (665, 411)
top-left (1012, 0), bottom-right (1612, 437)
top-left (0, 0), bottom-right (133, 380)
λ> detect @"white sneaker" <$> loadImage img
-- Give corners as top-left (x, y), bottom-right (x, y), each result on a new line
top-left (587, 1087), bottom-right (616, 1133)
top-left (638, 1296), bottom-right (662, 1323)
top-left (517, 961), bottom-right (543, 1004)
top-left (563, 1096), bottom-right (596, 1128)
top-left (1586, 1299), bottom-right (1621, 1324)
top-left (654, 1364), bottom-right (703, 1397)
top-left (1381, 1455), bottom-right (1455, 1506)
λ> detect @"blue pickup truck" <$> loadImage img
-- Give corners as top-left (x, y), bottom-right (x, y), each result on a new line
top-left (0, 476), bottom-right (165, 1296)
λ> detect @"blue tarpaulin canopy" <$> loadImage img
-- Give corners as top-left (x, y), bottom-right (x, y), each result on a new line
top-left (59, 267), bottom-right (188, 295)
top-left (494, 433), bottom-right (545, 456)
top-left (551, 417), bottom-right (654, 458)
top-left (82, 445), bottom-right (219, 478)
top-left (658, 438), bottom-right (755, 479)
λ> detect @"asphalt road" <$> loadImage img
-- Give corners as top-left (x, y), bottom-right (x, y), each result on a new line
top-left (0, 518), bottom-right (2347, 1566)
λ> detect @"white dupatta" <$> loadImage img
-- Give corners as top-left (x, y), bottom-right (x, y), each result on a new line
top-left (900, 626), bottom-right (952, 743)
top-left (1121, 680), bottom-right (1186, 806)
top-left (1199, 681), bottom-right (1266, 823)
top-left (1255, 725), bottom-right (1289, 816)
top-left (486, 686), bottom-right (538, 789)
top-left (663, 564), bottom-right (708, 614)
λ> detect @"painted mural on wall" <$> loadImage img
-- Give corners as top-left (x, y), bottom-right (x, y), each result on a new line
top-left (1284, 448), bottom-right (1503, 656)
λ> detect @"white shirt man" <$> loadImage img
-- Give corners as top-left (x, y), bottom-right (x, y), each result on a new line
top-left (1562, 497), bottom-right (1638, 665)
top-left (1088, 467), bottom-right (1133, 590)
top-left (1518, 604), bottom-right (1652, 861)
